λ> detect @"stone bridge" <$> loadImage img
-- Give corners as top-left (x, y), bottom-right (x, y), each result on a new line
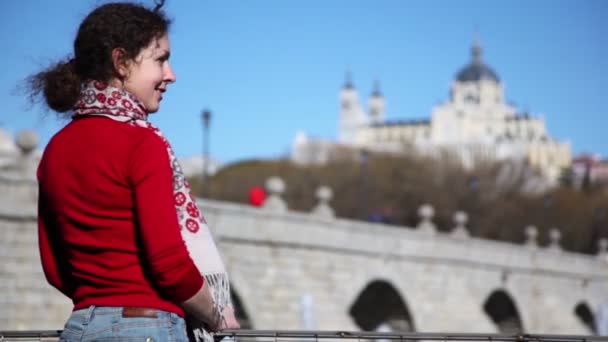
top-left (1, 132), bottom-right (607, 334)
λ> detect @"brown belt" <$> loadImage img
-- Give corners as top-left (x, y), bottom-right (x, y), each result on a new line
top-left (122, 307), bottom-right (159, 318)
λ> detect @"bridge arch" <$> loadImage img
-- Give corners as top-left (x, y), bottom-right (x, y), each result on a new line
top-left (574, 301), bottom-right (596, 334)
top-left (483, 289), bottom-right (524, 333)
top-left (348, 279), bottom-right (415, 332)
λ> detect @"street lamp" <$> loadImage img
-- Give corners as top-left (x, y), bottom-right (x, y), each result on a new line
top-left (360, 148), bottom-right (369, 220)
top-left (201, 109), bottom-right (211, 197)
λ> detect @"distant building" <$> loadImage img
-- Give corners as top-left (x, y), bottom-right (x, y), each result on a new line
top-left (178, 154), bottom-right (223, 178)
top-left (293, 40), bottom-right (572, 187)
top-left (572, 154), bottom-right (608, 188)
top-left (291, 131), bottom-right (361, 165)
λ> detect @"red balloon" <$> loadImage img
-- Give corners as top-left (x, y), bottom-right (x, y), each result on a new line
top-left (248, 186), bottom-right (266, 207)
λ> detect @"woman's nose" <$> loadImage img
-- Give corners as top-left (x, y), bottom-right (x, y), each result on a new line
top-left (165, 63), bottom-right (176, 83)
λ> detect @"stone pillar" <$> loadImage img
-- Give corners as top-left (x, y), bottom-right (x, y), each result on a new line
top-left (597, 238), bottom-right (608, 262)
top-left (416, 204), bottom-right (436, 234)
top-left (311, 186), bottom-right (334, 219)
top-left (450, 211), bottom-right (469, 238)
top-left (262, 176), bottom-right (287, 213)
top-left (547, 228), bottom-right (562, 252)
top-left (524, 225), bottom-right (538, 249)
top-left (15, 130), bottom-right (39, 177)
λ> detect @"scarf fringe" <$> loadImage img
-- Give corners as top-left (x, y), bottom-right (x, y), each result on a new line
top-left (205, 272), bottom-right (232, 311)
top-left (190, 273), bottom-right (232, 342)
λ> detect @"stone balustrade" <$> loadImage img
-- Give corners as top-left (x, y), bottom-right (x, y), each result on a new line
top-left (1, 136), bottom-right (607, 334)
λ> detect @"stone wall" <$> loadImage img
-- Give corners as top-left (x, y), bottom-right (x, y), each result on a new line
top-left (1, 140), bottom-right (607, 334)
top-left (201, 193), bottom-right (608, 333)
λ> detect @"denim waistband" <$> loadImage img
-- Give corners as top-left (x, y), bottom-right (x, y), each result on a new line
top-left (72, 306), bottom-right (178, 324)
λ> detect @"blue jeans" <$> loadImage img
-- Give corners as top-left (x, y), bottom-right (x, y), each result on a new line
top-left (60, 306), bottom-right (189, 342)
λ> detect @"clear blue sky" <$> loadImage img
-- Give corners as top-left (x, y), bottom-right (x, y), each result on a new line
top-left (1, 0), bottom-right (606, 163)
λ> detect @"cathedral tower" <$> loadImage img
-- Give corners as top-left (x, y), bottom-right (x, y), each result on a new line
top-left (368, 80), bottom-right (385, 124)
top-left (338, 71), bottom-right (368, 144)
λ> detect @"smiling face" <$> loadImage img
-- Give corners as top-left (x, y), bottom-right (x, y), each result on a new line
top-left (119, 33), bottom-right (176, 113)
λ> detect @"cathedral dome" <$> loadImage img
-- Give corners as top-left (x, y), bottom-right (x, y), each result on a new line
top-left (455, 40), bottom-right (500, 83)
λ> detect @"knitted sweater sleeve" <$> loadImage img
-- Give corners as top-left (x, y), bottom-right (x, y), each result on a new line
top-left (37, 178), bottom-right (75, 298)
top-left (129, 131), bottom-right (204, 303)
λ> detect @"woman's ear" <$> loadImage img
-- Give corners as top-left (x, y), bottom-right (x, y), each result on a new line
top-left (111, 47), bottom-right (129, 79)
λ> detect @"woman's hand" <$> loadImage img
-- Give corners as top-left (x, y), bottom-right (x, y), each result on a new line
top-left (182, 281), bottom-right (240, 331)
top-left (182, 281), bottom-right (222, 329)
top-left (187, 304), bottom-right (240, 332)
top-left (218, 304), bottom-right (240, 329)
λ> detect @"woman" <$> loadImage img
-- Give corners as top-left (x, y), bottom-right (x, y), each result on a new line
top-left (31, 2), bottom-right (239, 341)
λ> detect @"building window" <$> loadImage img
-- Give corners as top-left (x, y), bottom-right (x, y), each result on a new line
top-left (464, 94), bottom-right (478, 104)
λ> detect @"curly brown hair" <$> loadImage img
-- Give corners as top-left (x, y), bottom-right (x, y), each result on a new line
top-left (28, 2), bottom-right (171, 113)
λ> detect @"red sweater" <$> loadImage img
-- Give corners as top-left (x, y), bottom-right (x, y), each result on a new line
top-left (37, 116), bottom-right (203, 316)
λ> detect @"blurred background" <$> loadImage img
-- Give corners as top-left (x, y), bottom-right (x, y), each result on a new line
top-left (1, 0), bottom-right (606, 253)
top-left (0, 0), bottom-right (607, 335)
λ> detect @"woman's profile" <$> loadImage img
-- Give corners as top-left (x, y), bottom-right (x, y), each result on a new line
top-left (29, 2), bottom-right (239, 341)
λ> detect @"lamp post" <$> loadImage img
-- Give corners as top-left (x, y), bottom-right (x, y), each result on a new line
top-left (360, 148), bottom-right (369, 220)
top-left (201, 109), bottom-right (211, 197)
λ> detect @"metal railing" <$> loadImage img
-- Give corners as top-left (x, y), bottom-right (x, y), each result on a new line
top-left (1, 330), bottom-right (607, 342)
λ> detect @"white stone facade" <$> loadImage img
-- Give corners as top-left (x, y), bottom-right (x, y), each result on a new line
top-left (294, 41), bottom-right (571, 187)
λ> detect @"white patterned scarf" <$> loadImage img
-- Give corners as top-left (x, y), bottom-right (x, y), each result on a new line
top-left (73, 80), bottom-right (231, 342)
